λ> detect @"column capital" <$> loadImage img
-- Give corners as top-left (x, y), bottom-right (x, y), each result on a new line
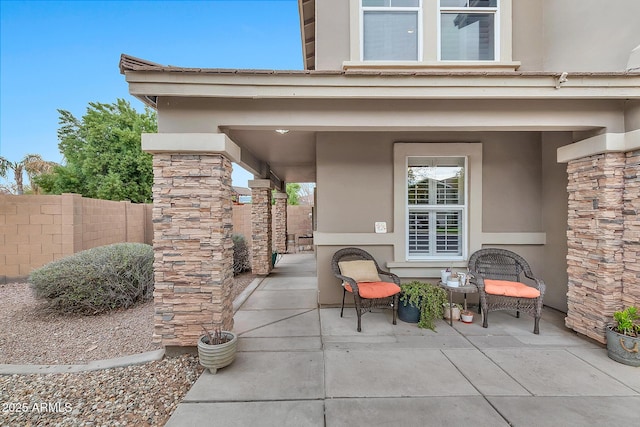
top-left (273, 192), bottom-right (288, 200)
top-left (248, 179), bottom-right (272, 189)
top-left (557, 129), bottom-right (640, 163)
top-left (141, 133), bottom-right (241, 163)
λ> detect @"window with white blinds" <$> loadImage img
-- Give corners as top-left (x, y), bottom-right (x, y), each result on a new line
top-left (407, 156), bottom-right (466, 258)
top-left (362, 0), bottom-right (421, 61)
top-left (439, 0), bottom-right (497, 61)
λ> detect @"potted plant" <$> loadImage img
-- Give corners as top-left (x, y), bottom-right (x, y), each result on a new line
top-left (443, 302), bottom-right (462, 321)
top-left (398, 281), bottom-right (448, 331)
top-left (606, 306), bottom-right (640, 367)
top-left (460, 310), bottom-right (474, 324)
top-left (198, 326), bottom-right (238, 374)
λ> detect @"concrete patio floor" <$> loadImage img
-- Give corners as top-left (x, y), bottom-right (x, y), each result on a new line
top-left (166, 253), bottom-right (640, 427)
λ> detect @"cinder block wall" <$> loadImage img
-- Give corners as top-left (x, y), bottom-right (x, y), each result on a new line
top-left (232, 204), bottom-right (313, 250)
top-left (1, 196), bottom-right (310, 284)
top-left (0, 194), bottom-right (152, 284)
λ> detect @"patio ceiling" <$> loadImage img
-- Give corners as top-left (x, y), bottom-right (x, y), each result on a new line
top-left (225, 129), bottom-right (317, 183)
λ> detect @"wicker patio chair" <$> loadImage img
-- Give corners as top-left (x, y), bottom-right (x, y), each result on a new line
top-left (468, 248), bottom-right (546, 334)
top-left (331, 247), bottom-right (401, 332)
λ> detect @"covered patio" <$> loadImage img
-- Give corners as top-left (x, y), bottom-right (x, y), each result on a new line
top-left (166, 253), bottom-right (640, 426)
top-left (120, 54), bottom-right (640, 351)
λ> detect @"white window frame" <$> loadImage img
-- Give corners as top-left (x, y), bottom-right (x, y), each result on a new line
top-left (393, 143), bottom-right (482, 264)
top-left (437, 0), bottom-right (500, 62)
top-left (406, 156), bottom-right (467, 260)
top-left (360, 0), bottom-right (424, 62)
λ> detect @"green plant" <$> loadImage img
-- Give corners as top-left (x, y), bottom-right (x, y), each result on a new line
top-left (612, 306), bottom-right (640, 337)
top-left (29, 243), bottom-right (154, 315)
top-left (399, 281), bottom-right (448, 331)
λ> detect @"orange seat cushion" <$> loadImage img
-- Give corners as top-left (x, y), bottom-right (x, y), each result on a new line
top-left (344, 281), bottom-right (401, 299)
top-left (484, 279), bottom-right (541, 298)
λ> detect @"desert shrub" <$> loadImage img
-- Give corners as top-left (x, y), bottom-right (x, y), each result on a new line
top-left (232, 234), bottom-right (251, 275)
top-left (29, 243), bottom-right (154, 315)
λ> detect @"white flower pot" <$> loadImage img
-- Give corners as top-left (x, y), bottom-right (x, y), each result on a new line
top-left (461, 311), bottom-right (474, 324)
top-left (197, 331), bottom-right (238, 374)
top-left (443, 303), bottom-right (461, 320)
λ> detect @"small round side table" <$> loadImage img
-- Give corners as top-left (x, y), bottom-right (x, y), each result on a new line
top-left (438, 281), bottom-right (479, 326)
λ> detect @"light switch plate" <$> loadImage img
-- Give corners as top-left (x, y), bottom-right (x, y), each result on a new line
top-left (375, 222), bottom-right (387, 233)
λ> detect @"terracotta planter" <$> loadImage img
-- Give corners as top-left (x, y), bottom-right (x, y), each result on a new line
top-left (606, 326), bottom-right (640, 367)
top-left (461, 311), bottom-right (474, 324)
top-left (198, 331), bottom-right (238, 374)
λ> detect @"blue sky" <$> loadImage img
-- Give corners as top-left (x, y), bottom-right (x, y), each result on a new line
top-left (0, 0), bottom-right (302, 187)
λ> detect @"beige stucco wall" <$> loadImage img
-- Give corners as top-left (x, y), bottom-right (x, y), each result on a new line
top-left (315, 0), bottom-right (350, 71)
top-left (314, 0), bottom-right (640, 72)
top-left (156, 98), bottom-right (628, 134)
top-left (541, 132), bottom-right (570, 313)
top-left (626, 100), bottom-right (640, 131)
top-left (539, 0), bottom-right (640, 72)
top-left (315, 131), bottom-right (569, 311)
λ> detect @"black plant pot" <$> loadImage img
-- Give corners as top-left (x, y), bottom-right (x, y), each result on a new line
top-left (398, 298), bottom-right (420, 323)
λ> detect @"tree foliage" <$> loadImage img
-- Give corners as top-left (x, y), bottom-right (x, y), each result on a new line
top-left (271, 183), bottom-right (301, 205)
top-left (36, 99), bottom-right (157, 203)
top-left (285, 183), bottom-right (301, 205)
top-left (0, 154), bottom-right (57, 195)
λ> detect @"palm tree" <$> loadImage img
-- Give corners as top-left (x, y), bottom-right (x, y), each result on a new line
top-left (0, 154), bottom-right (58, 195)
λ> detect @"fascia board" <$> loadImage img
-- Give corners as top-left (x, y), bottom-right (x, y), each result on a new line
top-left (125, 72), bottom-right (640, 100)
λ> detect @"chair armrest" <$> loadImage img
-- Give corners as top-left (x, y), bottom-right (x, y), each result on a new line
top-left (334, 273), bottom-right (360, 293)
top-left (525, 274), bottom-right (546, 298)
top-left (468, 270), bottom-right (485, 291)
top-left (378, 270), bottom-right (401, 286)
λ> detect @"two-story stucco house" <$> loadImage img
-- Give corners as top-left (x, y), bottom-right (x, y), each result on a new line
top-left (119, 0), bottom-right (640, 350)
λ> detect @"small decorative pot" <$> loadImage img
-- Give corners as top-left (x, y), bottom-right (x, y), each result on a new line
top-left (441, 270), bottom-right (451, 283)
top-left (443, 303), bottom-right (461, 321)
top-left (606, 326), bottom-right (640, 367)
top-left (461, 311), bottom-right (474, 324)
top-left (198, 331), bottom-right (238, 374)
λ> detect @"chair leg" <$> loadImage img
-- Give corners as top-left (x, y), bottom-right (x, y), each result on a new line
top-left (483, 311), bottom-right (488, 328)
top-left (534, 316), bottom-right (540, 334)
top-left (353, 295), bottom-right (362, 332)
top-left (340, 289), bottom-right (346, 318)
top-left (392, 294), bottom-right (398, 325)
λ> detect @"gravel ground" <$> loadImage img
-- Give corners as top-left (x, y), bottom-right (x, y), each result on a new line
top-left (0, 273), bottom-right (256, 426)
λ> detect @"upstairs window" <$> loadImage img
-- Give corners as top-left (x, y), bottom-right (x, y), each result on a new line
top-left (439, 0), bottom-right (498, 61)
top-left (362, 0), bottom-right (422, 61)
top-left (407, 156), bottom-right (466, 259)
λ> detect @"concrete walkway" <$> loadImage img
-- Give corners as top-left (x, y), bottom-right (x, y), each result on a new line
top-left (166, 253), bottom-right (640, 427)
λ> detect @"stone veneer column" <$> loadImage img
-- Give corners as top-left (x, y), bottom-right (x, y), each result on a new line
top-left (250, 179), bottom-right (273, 275)
top-left (565, 153), bottom-right (625, 343)
top-left (273, 192), bottom-right (288, 254)
top-left (623, 150), bottom-right (640, 307)
top-left (152, 153), bottom-right (234, 348)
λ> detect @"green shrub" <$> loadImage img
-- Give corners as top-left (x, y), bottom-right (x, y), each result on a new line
top-left (232, 234), bottom-right (251, 275)
top-left (29, 243), bottom-right (154, 315)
